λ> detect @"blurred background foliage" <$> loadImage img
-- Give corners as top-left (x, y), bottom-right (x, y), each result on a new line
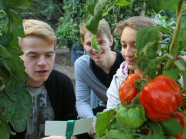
top-left (0, 0), bottom-right (177, 51)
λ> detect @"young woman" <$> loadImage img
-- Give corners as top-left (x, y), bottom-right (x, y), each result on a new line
top-left (106, 16), bottom-right (156, 110)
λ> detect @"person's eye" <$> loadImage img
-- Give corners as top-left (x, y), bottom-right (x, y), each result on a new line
top-left (29, 55), bottom-right (38, 59)
top-left (45, 54), bottom-right (53, 58)
top-left (87, 42), bottom-right (91, 46)
top-left (98, 42), bottom-right (104, 45)
top-left (121, 44), bottom-right (127, 48)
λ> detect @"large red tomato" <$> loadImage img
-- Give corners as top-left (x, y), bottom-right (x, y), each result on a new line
top-left (139, 75), bottom-right (182, 121)
top-left (119, 74), bottom-right (141, 105)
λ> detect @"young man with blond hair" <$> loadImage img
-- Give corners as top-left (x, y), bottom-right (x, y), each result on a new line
top-left (74, 19), bottom-right (124, 138)
top-left (11, 19), bottom-right (77, 139)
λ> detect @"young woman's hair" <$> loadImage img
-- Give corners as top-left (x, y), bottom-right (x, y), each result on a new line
top-left (80, 18), bottom-right (112, 40)
top-left (116, 16), bottom-right (156, 36)
top-left (21, 19), bottom-right (57, 45)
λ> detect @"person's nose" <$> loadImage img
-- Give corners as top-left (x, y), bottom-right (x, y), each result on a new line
top-left (37, 56), bottom-right (47, 66)
top-left (125, 46), bottom-right (134, 57)
top-left (92, 48), bottom-right (100, 53)
top-left (92, 45), bottom-right (101, 53)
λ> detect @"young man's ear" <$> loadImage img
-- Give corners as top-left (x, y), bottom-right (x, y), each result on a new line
top-left (109, 35), bottom-right (114, 47)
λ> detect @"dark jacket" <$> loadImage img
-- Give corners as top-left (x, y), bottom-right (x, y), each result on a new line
top-left (10, 70), bottom-right (78, 139)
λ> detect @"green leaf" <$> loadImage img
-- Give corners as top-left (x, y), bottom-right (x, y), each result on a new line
top-left (2, 46), bottom-right (25, 76)
top-left (0, 45), bottom-right (11, 58)
top-left (158, 25), bottom-right (170, 33)
top-left (146, 0), bottom-right (162, 13)
top-left (136, 27), bottom-right (159, 54)
top-left (102, 6), bottom-right (112, 17)
top-left (183, 117), bottom-right (186, 138)
top-left (0, 119), bottom-right (11, 139)
top-left (0, 87), bottom-right (32, 132)
top-left (0, 0), bottom-right (8, 9)
top-left (165, 137), bottom-right (176, 139)
top-left (160, 117), bottom-right (183, 135)
top-left (95, 109), bottom-right (116, 136)
top-left (84, 0), bottom-right (107, 34)
top-left (142, 42), bottom-right (159, 59)
top-left (115, 0), bottom-right (129, 7)
top-left (162, 68), bottom-right (179, 81)
top-left (151, 134), bottom-right (165, 139)
top-left (84, 10), bottom-right (102, 34)
top-left (178, 16), bottom-right (186, 51)
top-left (91, 34), bottom-right (101, 51)
top-left (150, 121), bottom-right (163, 134)
top-left (5, 9), bottom-right (25, 38)
top-left (87, 0), bottom-right (97, 15)
top-left (146, 0), bottom-right (179, 13)
top-left (94, 136), bottom-right (106, 139)
top-left (6, 0), bottom-right (31, 10)
top-left (106, 129), bottom-right (134, 139)
top-left (161, 0), bottom-right (180, 12)
top-left (137, 136), bottom-right (149, 139)
top-left (171, 16), bottom-right (186, 57)
top-left (0, 33), bottom-right (13, 46)
top-left (5, 75), bottom-right (27, 101)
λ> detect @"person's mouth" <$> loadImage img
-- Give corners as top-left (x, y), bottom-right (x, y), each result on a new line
top-left (93, 52), bottom-right (103, 58)
top-left (36, 70), bottom-right (48, 74)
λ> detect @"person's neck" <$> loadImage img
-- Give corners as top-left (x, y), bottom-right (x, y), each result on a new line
top-left (95, 51), bottom-right (116, 74)
top-left (26, 78), bottom-right (44, 88)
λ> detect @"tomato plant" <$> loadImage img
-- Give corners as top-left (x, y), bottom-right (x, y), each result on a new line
top-left (0, 0), bottom-right (32, 138)
top-left (86, 0), bottom-right (186, 139)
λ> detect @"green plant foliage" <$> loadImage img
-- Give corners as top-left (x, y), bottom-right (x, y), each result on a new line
top-left (16, 0), bottom-right (63, 26)
top-left (136, 27), bottom-right (159, 54)
top-left (95, 109), bottom-right (116, 135)
top-left (146, 0), bottom-right (180, 13)
top-left (87, 0), bottom-right (97, 15)
top-left (56, 0), bottom-right (86, 49)
top-left (91, 34), bottom-right (101, 51)
top-left (0, 0), bottom-right (8, 9)
top-left (0, 10), bottom-right (7, 36)
top-left (160, 118), bottom-right (183, 135)
top-left (5, 9), bottom-right (25, 37)
top-left (87, 0), bottom-right (186, 138)
top-left (0, 0), bottom-right (32, 138)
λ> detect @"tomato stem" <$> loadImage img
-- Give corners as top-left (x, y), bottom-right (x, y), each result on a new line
top-left (165, 0), bottom-right (184, 70)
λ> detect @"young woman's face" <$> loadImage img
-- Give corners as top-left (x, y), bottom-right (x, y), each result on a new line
top-left (82, 31), bottom-right (113, 64)
top-left (121, 26), bottom-right (138, 71)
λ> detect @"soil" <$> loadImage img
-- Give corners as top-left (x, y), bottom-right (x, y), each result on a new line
top-left (55, 48), bottom-right (75, 85)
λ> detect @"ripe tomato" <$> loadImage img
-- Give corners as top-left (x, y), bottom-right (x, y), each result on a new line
top-left (139, 75), bottom-right (182, 121)
top-left (119, 74), bottom-right (141, 105)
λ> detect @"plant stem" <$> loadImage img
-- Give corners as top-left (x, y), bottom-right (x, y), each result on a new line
top-left (165, 0), bottom-right (184, 70)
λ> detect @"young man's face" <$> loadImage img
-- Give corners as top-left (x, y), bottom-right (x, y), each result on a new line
top-left (121, 26), bottom-right (138, 71)
top-left (82, 31), bottom-right (113, 64)
top-left (20, 36), bottom-right (55, 87)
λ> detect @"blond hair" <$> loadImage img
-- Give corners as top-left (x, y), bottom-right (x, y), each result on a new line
top-left (21, 19), bottom-right (57, 45)
top-left (116, 16), bottom-right (156, 36)
top-left (80, 19), bottom-right (112, 40)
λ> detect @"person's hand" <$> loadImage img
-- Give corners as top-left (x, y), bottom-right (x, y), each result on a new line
top-left (42, 136), bottom-right (77, 139)
top-left (88, 122), bottom-right (96, 138)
